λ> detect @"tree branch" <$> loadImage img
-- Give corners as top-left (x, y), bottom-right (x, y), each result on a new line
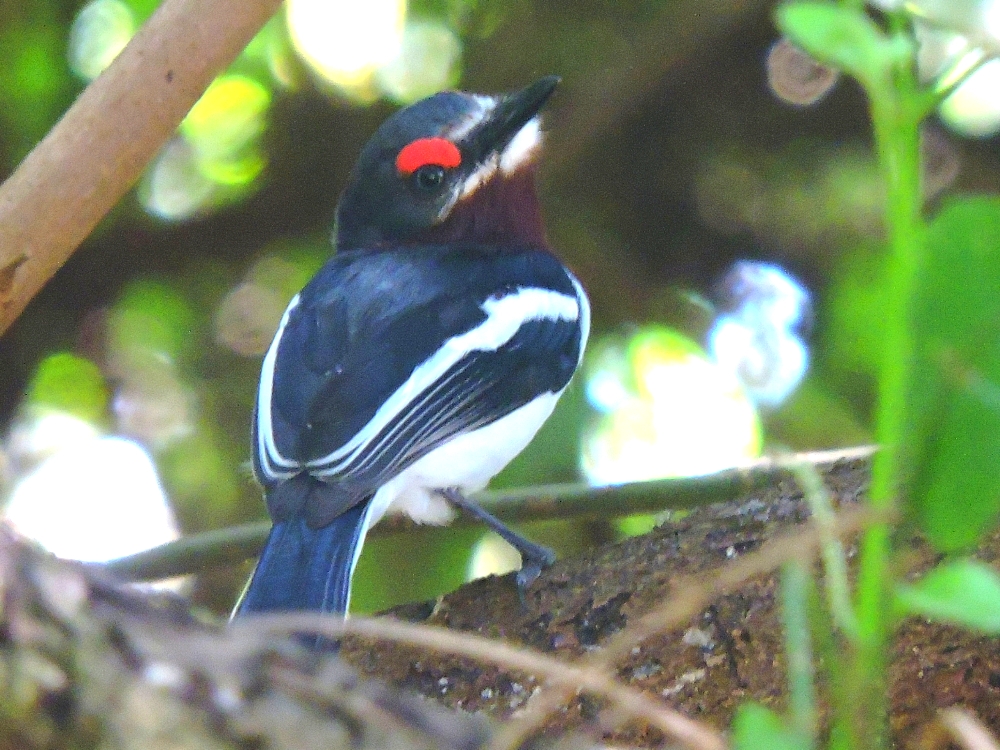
top-left (0, 0), bottom-right (283, 335)
top-left (103, 446), bottom-right (875, 582)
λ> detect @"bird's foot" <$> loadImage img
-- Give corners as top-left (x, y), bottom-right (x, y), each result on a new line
top-left (438, 487), bottom-right (555, 605)
top-left (514, 543), bottom-right (556, 605)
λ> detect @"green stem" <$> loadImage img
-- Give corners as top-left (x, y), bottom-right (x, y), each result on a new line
top-left (784, 455), bottom-right (859, 639)
top-left (781, 560), bottom-right (817, 747)
top-left (853, 64), bottom-right (925, 749)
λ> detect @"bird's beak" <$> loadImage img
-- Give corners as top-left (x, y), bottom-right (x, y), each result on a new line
top-left (466, 76), bottom-right (560, 161)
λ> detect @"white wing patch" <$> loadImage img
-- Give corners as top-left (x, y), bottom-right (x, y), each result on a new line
top-left (300, 286), bottom-right (579, 477)
top-left (256, 293), bottom-right (301, 480)
top-left (569, 271), bottom-right (591, 365)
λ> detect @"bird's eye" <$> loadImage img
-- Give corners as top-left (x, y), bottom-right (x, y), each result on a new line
top-left (413, 164), bottom-right (445, 191)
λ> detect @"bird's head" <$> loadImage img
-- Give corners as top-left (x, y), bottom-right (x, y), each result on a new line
top-left (334, 76), bottom-right (559, 252)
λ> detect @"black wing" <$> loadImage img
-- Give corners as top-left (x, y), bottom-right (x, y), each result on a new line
top-left (254, 244), bottom-right (586, 522)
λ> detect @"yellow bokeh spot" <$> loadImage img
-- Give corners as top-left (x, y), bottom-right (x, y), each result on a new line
top-left (26, 352), bottom-right (107, 424)
top-left (286, 0), bottom-right (406, 94)
top-left (582, 327), bottom-right (762, 485)
top-left (181, 74), bottom-right (271, 185)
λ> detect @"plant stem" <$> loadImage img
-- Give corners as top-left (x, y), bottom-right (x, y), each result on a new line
top-left (781, 560), bottom-right (817, 747)
top-left (782, 454), bottom-right (859, 639)
top-left (853, 56), bottom-right (925, 749)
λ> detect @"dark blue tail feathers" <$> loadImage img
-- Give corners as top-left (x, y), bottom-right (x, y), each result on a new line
top-left (236, 498), bottom-right (372, 617)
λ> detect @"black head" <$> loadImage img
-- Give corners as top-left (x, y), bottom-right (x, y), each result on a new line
top-left (334, 76), bottom-right (560, 252)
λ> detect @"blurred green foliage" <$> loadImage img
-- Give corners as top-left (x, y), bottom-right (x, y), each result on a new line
top-left (3, 0), bottom-right (1000, 632)
top-left (26, 352), bottom-right (107, 423)
top-left (0, 5), bottom-right (72, 166)
top-left (907, 197), bottom-right (1000, 550)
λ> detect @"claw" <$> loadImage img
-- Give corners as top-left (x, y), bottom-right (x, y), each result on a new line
top-left (514, 543), bottom-right (555, 606)
top-left (437, 488), bottom-right (557, 605)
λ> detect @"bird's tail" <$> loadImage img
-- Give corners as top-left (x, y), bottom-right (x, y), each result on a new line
top-left (234, 485), bottom-right (372, 620)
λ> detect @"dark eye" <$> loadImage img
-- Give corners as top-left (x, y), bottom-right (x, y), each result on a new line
top-left (413, 164), bottom-right (445, 191)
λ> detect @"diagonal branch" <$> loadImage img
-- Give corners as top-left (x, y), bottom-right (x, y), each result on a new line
top-left (0, 0), bottom-right (284, 335)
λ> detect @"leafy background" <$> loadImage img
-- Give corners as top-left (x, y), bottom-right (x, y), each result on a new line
top-left (1, 0), bottom-right (998, 615)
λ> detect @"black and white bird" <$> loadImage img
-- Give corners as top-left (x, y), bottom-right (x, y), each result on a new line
top-left (235, 77), bottom-right (590, 619)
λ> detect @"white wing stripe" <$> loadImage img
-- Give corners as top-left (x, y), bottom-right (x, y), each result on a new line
top-left (309, 356), bottom-right (475, 478)
top-left (257, 293), bottom-right (302, 478)
top-left (304, 286), bottom-right (580, 472)
top-left (568, 272), bottom-right (591, 366)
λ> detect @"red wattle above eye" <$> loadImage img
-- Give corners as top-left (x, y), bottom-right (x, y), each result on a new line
top-left (395, 137), bottom-right (462, 175)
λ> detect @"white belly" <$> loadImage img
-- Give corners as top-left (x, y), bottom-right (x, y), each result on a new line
top-left (363, 391), bottom-right (560, 532)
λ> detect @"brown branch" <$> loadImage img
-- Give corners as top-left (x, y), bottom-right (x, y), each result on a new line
top-left (235, 499), bottom-right (879, 750)
top-left (0, 0), bottom-right (284, 335)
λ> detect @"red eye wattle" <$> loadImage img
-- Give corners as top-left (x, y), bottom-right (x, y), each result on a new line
top-left (395, 137), bottom-right (462, 175)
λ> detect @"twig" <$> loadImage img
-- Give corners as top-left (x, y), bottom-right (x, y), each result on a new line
top-left (233, 613), bottom-right (729, 750)
top-left (104, 446), bottom-right (876, 582)
top-left (940, 708), bottom-right (1000, 750)
top-left (781, 559), bottom-right (817, 747)
top-left (0, 0), bottom-right (283, 335)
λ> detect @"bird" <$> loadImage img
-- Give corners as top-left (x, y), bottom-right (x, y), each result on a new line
top-left (234, 76), bottom-right (590, 624)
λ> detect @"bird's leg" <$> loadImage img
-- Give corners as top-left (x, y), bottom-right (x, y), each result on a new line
top-left (438, 487), bottom-right (555, 602)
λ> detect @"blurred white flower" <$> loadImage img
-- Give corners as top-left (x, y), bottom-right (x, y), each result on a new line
top-left (708, 261), bottom-right (811, 408)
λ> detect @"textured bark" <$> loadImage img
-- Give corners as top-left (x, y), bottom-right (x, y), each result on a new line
top-left (342, 456), bottom-right (1000, 748)
top-left (3, 456), bottom-right (999, 749)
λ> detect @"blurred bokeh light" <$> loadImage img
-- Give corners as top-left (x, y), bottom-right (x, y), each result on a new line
top-left (468, 533), bottom-right (521, 580)
top-left (377, 19), bottom-right (463, 103)
top-left (286, 0), bottom-right (405, 97)
top-left (582, 327), bottom-right (762, 485)
top-left (180, 74), bottom-right (270, 185)
top-left (141, 136), bottom-right (218, 220)
top-left (708, 261), bottom-right (811, 408)
top-left (142, 74), bottom-right (271, 219)
top-left (5, 430), bottom-right (180, 563)
top-left (940, 58), bottom-right (1000, 137)
top-left (2, 352), bottom-right (181, 564)
top-left (67, 0), bottom-right (135, 81)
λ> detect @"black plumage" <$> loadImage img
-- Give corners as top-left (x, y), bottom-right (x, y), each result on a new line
top-left (236, 77), bottom-right (589, 621)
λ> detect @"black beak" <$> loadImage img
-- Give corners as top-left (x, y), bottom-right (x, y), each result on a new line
top-left (467, 76), bottom-right (560, 160)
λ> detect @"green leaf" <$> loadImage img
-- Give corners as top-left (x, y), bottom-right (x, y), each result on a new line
top-left (732, 703), bottom-right (807, 750)
top-left (907, 197), bottom-right (1000, 550)
top-left (26, 352), bottom-right (108, 423)
top-left (774, 2), bottom-right (892, 92)
top-left (896, 559), bottom-right (1000, 633)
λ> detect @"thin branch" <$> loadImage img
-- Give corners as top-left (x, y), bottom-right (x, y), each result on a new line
top-left (237, 503), bottom-right (877, 750)
top-left (233, 613), bottom-right (729, 750)
top-left (940, 708), bottom-right (1000, 750)
top-left (104, 446), bottom-right (876, 582)
top-left (0, 0), bottom-right (283, 335)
